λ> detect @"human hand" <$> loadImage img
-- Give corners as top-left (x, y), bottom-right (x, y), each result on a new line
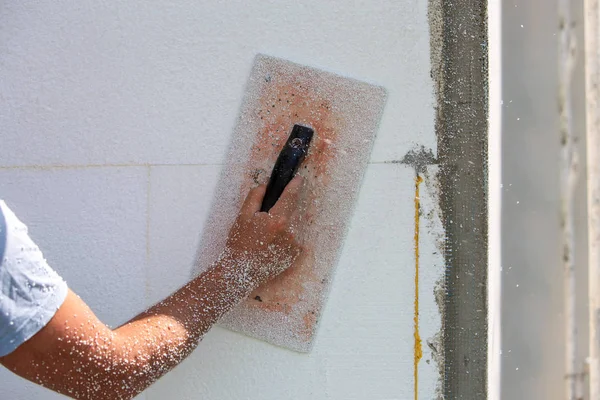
top-left (224, 176), bottom-right (305, 286)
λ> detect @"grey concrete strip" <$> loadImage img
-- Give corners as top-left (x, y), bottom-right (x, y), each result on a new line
top-left (430, 0), bottom-right (489, 398)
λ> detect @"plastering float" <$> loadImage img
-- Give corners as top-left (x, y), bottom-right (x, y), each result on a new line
top-left (193, 54), bottom-right (387, 352)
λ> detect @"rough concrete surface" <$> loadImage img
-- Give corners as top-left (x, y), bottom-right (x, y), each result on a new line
top-left (429, 0), bottom-right (489, 398)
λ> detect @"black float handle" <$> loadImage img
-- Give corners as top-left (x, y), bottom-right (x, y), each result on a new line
top-left (260, 124), bottom-right (314, 212)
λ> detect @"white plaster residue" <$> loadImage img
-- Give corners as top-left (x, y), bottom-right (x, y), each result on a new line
top-left (419, 165), bottom-right (446, 399)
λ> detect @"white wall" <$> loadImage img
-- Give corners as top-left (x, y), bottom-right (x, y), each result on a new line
top-left (0, 1), bottom-right (442, 399)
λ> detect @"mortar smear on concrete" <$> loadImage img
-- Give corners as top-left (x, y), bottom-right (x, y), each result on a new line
top-left (192, 54), bottom-right (387, 352)
top-left (428, 0), bottom-right (445, 103)
top-left (427, 0), bottom-right (447, 394)
top-left (403, 144), bottom-right (446, 399)
top-left (424, 167), bottom-right (446, 400)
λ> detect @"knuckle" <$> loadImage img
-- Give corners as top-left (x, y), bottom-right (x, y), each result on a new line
top-left (278, 215), bottom-right (290, 227)
top-left (289, 233), bottom-right (299, 245)
top-left (267, 215), bottom-right (287, 231)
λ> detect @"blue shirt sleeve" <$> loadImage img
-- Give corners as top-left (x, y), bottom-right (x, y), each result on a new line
top-left (0, 200), bottom-right (68, 357)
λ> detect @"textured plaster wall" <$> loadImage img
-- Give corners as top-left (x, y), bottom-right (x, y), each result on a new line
top-left (0, 1), bottom-right (442, 399)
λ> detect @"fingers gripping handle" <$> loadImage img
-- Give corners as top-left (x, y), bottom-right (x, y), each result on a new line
top-left (260, 124), bottom-right (314, 212)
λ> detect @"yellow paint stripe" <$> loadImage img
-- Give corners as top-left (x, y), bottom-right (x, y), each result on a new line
top-left (414, 174), bottom-right (423, 400)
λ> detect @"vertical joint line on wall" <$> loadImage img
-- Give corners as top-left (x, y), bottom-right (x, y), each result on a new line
top-left (414, 173), bottom-right (424, 400)
top-left (145, 165), bottom-right (151, 296)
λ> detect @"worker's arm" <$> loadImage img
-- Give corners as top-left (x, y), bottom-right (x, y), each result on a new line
top-left (0, 177), bottom-right (304, 400)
